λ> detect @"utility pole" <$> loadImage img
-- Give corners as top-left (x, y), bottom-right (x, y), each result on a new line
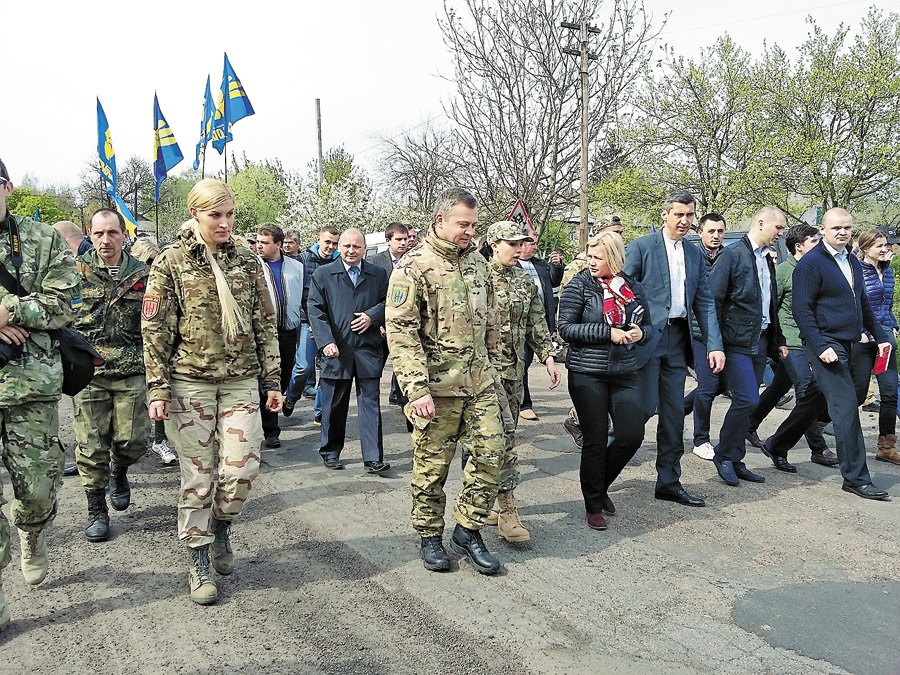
top-left (562, 20), bottom-right (600, 251)
top-left (316, 98), bottom-right (325, 185)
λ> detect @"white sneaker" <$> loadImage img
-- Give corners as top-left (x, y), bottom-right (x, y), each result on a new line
top-left (151, 439), bottom-right (178, 465)
top-left (692, 442), bottom-right (715, 461)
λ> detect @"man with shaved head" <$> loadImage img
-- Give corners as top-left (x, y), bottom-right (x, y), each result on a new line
top-left (793, 207), bottom-right (892, 500)
top-left (708, 206), bottom-right (787, 487)
top-left (52, 220), bottom-right (90, 256)
top-left (307, 228), bottom-right (390, 473)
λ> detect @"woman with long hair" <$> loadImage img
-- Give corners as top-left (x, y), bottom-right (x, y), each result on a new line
top-left (557, 231), bottom-right (651, 530)
top-left (142, 179), bottom-right (282, 605)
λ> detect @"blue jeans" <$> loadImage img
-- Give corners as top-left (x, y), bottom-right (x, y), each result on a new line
top-left (286, 324), bottom-right (318, 401)
top-left (715, 334), bottom-right (767, 464)
top-left (683, 338), bottom-right (724, 446)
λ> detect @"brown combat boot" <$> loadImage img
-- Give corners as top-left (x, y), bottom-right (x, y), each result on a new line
top-left (18, 528), bottom-right (48, 585)
top-left (497, 491), bottom-right (531, 542)
top-left (188, 545), bottom-right (218, 605)
top-left (210, 517), bottom-right (234, 575)
top-left (0, 569), bottom-right (10, 632)
top-left (876, 435), bottom-right (900, 465)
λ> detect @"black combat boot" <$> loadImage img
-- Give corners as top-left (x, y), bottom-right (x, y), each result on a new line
top-left (85, 489), bottom-right (110, 542)
top-left (109, 462), bottom-right (131, 511)
top-left (419, 535), bottom-right (451, 572)
top-left (450, 524), bottom-right (501, 575)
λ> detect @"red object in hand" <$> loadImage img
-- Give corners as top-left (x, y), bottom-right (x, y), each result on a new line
top-left (874, 346), bottom-right (892, 375)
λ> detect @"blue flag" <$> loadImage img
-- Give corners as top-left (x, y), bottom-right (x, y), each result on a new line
top-left (113, 194), bottom-right (139, 238)
top-left (33, 206), bottom-right (40, 222)
top-left (153, 94), bottom-right (184, 201)
top-left (97, 98), bottom-right (117, 196)
top-left (212, 53), bottom-right (255, 154)
top-left (192, 76), bottom-right (215, 171)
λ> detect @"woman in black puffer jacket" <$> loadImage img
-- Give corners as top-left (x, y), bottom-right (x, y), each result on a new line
top-left (558, 231), bottom-right (652, 531)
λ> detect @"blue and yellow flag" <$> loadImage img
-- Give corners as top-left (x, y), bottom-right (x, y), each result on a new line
top-left (211, 53), bottom-right (255, 154)
top-left (113, 194), bottom-right (139, 238)
top-left (192, 76), bottom-right (215, 171)
top-left (153, 94), bottom-right (184, 202)
top-left (96, 98), bottom-right (117, 196)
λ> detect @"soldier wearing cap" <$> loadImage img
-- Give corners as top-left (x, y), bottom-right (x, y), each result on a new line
top-left (483, 220), bottom-right (560, 542)
top-left (386, 187), bottom-right (506, 576)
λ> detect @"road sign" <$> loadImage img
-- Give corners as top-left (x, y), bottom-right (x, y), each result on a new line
top-left (508, 200), bottom-right (534, 233)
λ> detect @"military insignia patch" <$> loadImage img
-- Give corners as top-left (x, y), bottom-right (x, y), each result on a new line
top-left (390, 283), bottom-right (410, 307)
top-left (142, 294), bottom-right (161, 319)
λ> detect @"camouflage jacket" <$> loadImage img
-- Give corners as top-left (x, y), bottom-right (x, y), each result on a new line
top-left (73, 250), bottom-right (149, 379)
top-left (386, 228), bottom-right (501, 401)
top-left (0, 213), bottom-right (79, 404)
top-left (489, 259), bottom-right (553, 381)
top-left (141, 227), bottom-right (280, 403)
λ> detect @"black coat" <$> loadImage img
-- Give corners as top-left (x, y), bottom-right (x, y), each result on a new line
top-left (557, 269), bottom-right (652, 375)
top-left (308, 259), bottom-right (388, 379)
top-left (367, 249), bottom-right (399, 279)
top-left (517, 255), bottom-right (560, 334)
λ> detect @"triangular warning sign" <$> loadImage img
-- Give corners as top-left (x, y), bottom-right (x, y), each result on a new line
top-left (508, 200), bottom-right (534, 233)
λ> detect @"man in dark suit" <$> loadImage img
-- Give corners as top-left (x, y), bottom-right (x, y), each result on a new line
top-left (308, 228), bottom-right (390, 473)
top-left (793, 207), bottom-right (891, 500)
top-left (622, 191), bottom-right (725, 506)
top-left (516, 236), bottom-right (563, 420)
top-left (368, 222), bottom-right (410, 407)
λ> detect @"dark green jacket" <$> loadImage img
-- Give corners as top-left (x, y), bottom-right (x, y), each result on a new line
top-left (775, 256), bottom-right (801, 350)
top-left (74, 250), bottom-right (149, 378)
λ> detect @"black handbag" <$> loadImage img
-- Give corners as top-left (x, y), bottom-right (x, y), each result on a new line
top-left (0, 218), bottom-right (103, 396)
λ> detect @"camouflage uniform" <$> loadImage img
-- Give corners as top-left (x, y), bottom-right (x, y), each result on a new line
top-left (0, 213), bottom-right (78, 570)
top-left (386, 228), bottom-right (504, 538)
top-left (489, 258), bottom-right (553, 491)
top-left (142, 227), bottom-right (279, 547)
top-left (72, 250), bottom-right (150, 491)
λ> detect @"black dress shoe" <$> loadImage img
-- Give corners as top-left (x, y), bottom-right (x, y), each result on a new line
top-left (364, 460), bottom-right (390, 474)
top-left (265, 436), bottom-right (281, 449)
top-left (63, 464), bottom-right (79, 477)
top-left (842, 483), bottom-right (890, 500)
top-left (734, 463), bottom-right (766, 483)
top-left (420, 536), bottom-right (451, 572)
top-left (323, 457), bottom-right (344, 470)
top-left (810, 450), bottom-right (839, 467)
top-left (449, 524), bottom-right (501, 575)
top-left (654, 487), bottom-right (706, 507)
top-left (761, 443), bottom-right (797, 473)
top-left (746, 430), bottom-right (764, 449)
top-left (714, 457), bottom-right (740, 486)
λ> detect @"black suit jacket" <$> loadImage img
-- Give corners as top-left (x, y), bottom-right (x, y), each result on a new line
top-left (517, 255), bottom-right (558, 334)
top-left (308, 259), bottom-right (389, 379)
top-left (368, 249), bottom-right (399, 279)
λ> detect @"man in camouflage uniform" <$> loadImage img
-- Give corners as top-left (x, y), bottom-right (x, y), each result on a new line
top-left (485, 221), bottom-right (560, 542)
top-left (73, 209), bottom-right (150, 542)
top-left (386, 187), bottom-right (506, 576)
top-left (0, 158), bottom-right (79, 630)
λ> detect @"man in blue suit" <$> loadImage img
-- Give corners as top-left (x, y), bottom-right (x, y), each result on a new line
top-left (623, 191), bottom-right (725, 506)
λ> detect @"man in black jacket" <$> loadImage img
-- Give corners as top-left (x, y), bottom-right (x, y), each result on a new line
top-left (708, 206), bottom-right (787, 486)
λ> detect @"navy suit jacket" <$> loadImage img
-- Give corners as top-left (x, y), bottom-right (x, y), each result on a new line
top-left (308, 259), bottom-right (389, 379)
top-left (367, 249), bottom-right (399, 278)
top-left (622, 230), bottom-right (723, 369)
top-left (517, 255), bottom-right (558, 334)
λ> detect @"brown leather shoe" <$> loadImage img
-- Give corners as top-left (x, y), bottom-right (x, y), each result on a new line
top-left (586, 512), bottom-right (607, 530)
top-left (810, 450), bottom-right (839, 467)
top-left (876, 435), bottom-right (900, 466)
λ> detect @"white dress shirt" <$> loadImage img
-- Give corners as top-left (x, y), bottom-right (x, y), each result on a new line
top-left (663, 233), bottom-right (687, 318)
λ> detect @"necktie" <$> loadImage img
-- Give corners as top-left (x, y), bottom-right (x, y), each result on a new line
top-left (349, 266), bottom-right (360, 287)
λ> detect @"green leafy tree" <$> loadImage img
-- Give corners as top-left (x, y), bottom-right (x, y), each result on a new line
top-left (7, 188), bottom-right (77, 224)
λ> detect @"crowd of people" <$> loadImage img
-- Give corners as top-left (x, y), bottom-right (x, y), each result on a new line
top-left (0, 157), bottom-right (897, 625)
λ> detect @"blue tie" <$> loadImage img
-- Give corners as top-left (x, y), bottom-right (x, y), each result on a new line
top-left (349, 266), bottom-right (360, 287)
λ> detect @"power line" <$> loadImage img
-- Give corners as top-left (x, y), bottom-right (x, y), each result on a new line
top-left (353, 113), bottom-right (447, 157)
top-left (663, 0), bottom-right (870, 35)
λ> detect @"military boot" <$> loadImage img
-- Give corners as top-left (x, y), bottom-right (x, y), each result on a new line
top-left (0, 569), bottom-right (10, 633)
top-left (449, 524), bottom-right (501, 575)
top-left (84, 489), bottom-right (110, 542)
top-left (188, 545), bottom-right (218, 605)
top-left (497, 491), bottom-right (531, 542)
top-left (419, 535), bottom-right (451, 572)
top-left (18, 528), bottom-right (48, 585)
top-left (210, 517), bottom-right (234, 575)
top-left (109, 462), bottom-right (131, 511)
top-left (876, 435), bottom-right (900, 465)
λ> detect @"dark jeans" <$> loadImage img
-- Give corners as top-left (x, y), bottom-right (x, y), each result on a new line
top-left (568, 369), bottom-right (644, 514)
top-left (749, 357), bottom-right (792, 433)
top-left (805, 341), bottom-right (873, 487)
top-left (261, 328), bottom-right (298, 439)
top-left (766, 350), bottom-right (829, 456)
top-left (851, 333), bottom-right (898, 437)
top-left (520, 344), bottom-right (534, 410)
top-left (286, 324), bottom-right (318, 400)
top-left (715, 334), bottom-right (767, 464)
top-left (153, 419), bottom-right (167, 443)
top-left (683, 338), bottom-right (725, 446)
top-left (319, 376), bottom-right (384, 463)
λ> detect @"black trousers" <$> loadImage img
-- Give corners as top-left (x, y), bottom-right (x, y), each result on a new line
top-left (568, 369), bottom-right (644, 514)
top-left (261, 327), bottom-right (298, 439)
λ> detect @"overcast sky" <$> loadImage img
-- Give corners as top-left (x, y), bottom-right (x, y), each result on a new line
top-left (2, 0), bottom-right (892, 191)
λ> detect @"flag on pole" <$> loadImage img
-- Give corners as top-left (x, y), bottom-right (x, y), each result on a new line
top-left (153, 93), bottom-right (184, 201)
top-left (96, 98), bottom-right (117, 196)
top-left (192, 75), bottom-right (215, 170)
top-left (211, 53), bottom-right (255, 154)
top-left (33, 206), bottom-right (40, 222)
top-left (113, 194), bottom-right (139, 238)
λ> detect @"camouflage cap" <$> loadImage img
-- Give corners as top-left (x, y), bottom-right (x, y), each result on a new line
top-left (486, 220), bottom-right (535, 243)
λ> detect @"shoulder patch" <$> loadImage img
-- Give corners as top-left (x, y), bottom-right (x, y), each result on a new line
top-left (142, 294), bottom-right (161, 319)
top-left (390, 283), bottom-right (410, 307)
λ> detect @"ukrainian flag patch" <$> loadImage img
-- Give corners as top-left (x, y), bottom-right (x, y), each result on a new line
top-left (71, 297), bottom-right (83, 310)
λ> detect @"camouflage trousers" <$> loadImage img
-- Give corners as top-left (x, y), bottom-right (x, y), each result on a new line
top-left (165, 378), bottom-right (262, 548)
top-left (73, 374), bottom-right (150, 491)
top-left (0, 402), bottom-right (63, 570)
top-left (409, 387), bottom-right (503, 537)
top-left (498, 378), bottom-right (523, 492)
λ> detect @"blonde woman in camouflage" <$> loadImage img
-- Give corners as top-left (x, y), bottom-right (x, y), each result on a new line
top-left (142, 179), bottom-right (282, 605)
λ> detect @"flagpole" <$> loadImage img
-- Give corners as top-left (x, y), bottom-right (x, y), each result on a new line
top-left (224, 139), bottom-right (228, 183)
top-left (155, 201), bottom-right (160, 242)
top-left (202, 150), bottom-right (206, 180)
